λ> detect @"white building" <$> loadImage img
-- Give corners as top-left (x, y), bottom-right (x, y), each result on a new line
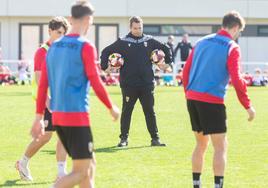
top-left (0, 0), bottom-right (268, 65)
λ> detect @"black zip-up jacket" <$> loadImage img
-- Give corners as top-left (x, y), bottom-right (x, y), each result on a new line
top-left (174, 41), bottom-right (192, 61)
top-left (100, 33), bottom-right (172, 88)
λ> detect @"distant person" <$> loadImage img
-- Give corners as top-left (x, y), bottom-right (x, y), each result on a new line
top-left (0, 64), bottom-right (6, 84)
top-left (263, 70), bottom-right (268, 86)
top-left (154, 68), bottom-right (161, 86)
top-left (4, 66), bottom-right (16, 85)
top-left (1, 66), bottom-right (15, 85)
top-left (105, 73), bottom-right (118, 86)
top-left (18, 58), bottom-right (29, 85)
top-left (243, 72), bottom-right (253, 86)
top-left (252, 68), bottom-right (265, 86)
top-left (162, 69), bottom-right (173, 86)
top-left (175, 33), bottom-right (192, 67)
top-left (183, 11), bottom-right (255, 188)
top-left (166, 35), bottom-right (176, 63)
top-left (176, 68), bottom-right (183, 86)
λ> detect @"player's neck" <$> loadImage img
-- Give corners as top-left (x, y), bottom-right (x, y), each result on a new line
top-left (69, 23), bottom-right (87, 36)
top-left (69, 28), bottom-right (86, 36)
top-left (222, 28), bottom-right (235, 39)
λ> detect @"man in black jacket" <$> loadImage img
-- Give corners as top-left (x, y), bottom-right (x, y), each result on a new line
top-left (175, 33), bottom-right (192, 67)
top-left (166, 35), bottom-right (176, 63)
top-left (100, 16), bottom-right (172, 147)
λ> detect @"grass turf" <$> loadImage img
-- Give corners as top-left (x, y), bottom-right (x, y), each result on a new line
top-left (0, 85), bottom-right (267, 187)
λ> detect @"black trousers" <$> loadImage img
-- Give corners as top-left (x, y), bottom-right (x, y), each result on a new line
top-left (120, 86), bottom-right (159, 140)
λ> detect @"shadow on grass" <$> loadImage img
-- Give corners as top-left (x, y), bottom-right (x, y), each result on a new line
top-left (89, 91), bottom-right (121, 96)
top-left (0, 92), bottom-right (31, 97)
top-left (40, 150), bottom-right (56, 155)
top-left (0, 179), bottom-right (51, 187)
top-left (40, 145), bottom-right (154, 155)
top-left (95, 145), bottom-right (152, 153)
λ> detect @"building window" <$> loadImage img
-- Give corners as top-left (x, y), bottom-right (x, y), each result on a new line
top-left (162, 25), bottom-right (213, 36)
top-left (89, 24), bottom-right (118, 55)
top-left (19, 24), bottom-right (46, 60)
top-left (144, 24), bottom-right (218, 36)
top-left (19, 24), bottom-right (43, 60)
top-left (258, 26), bottom-right (268, 36)
top-left (144, 24), bottom-right (268, 37)
top-left (86, 25), bottom-right (96, 46)
top-left (19, 23), bottom-right (118, 60)
top-left (143, 25), bottom-right (161, 35)
top-left (97, 25), bottom-right (118, 53)
top-left (42, 24), bottom-right (49, 42)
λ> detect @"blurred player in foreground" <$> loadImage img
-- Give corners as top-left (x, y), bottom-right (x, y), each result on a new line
top-left (183, 10), bottom-right (256, 188)
top-left (16, 16), bottom-right (69, 181)
top-left (31, 1), bottom-right (120, 187)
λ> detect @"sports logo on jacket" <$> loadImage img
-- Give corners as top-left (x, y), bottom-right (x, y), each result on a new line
top-left (144, 42), bottom-right (148, 47)
top-left (126, 96), bottom-right (130, 102)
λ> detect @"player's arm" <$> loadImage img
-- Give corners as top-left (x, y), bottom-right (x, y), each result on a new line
top-left (33, 48), bottom-right (46, 85)
top-left (189, 42), bottom-right (193, 49)
top-left (83, 43), bottom-right (120, 121)
top-left (151, 39), bottom-right (172, 64)
top-left (227, 45), bottom-right (255, 121)
top-left (182, 48), bottom-right (194, 93)
top-left (35, 71), bottom-right (41, 85)
top-left (174, 42), bottom-right (181, 57)
top-left (100, 39), bottom-right (121, 71)
top-left (34, 47), bottom-right (51, 108)
top-left (31, 58), bottom-right (49, 139)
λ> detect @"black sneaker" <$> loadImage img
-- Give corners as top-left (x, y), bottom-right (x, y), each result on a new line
top-left (151, 139), bottom-right (166, 147)
top-left (117, 139), bottom-right (128, 147)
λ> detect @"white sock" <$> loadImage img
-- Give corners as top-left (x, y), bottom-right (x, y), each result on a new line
top-left (57, 161), bottom-right (67, 176)
top-left (21, 155), bottom-right (29, 167)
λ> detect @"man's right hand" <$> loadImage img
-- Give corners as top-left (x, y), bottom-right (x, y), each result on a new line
top-left (30, 114), bottom-right (45, 141)
top-left (109, 104), bottom-right (120, 121)
top-left (247, 106), bottom-right (256, 122)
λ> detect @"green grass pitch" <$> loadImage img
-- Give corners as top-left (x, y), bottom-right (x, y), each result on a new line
top-left (0, 86), bottom-right (267, 187)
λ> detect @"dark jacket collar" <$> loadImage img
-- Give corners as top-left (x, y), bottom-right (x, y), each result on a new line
top-left (127, 32), bottom-right (144, 39)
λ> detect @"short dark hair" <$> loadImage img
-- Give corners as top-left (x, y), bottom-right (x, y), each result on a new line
top-left (71, 0), bottom-right (94, 19)
top-left (129, 16), bottom-right (143, 27)
top-left (48, 16), bottom-right (69, 34)
top-left (222, 10), bottom-right (245, 30)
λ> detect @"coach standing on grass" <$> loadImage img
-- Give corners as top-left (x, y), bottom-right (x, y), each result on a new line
top-left (183, 11), bottom-right (256, 188)
top-left (100, 16), bottom-right (172, 147)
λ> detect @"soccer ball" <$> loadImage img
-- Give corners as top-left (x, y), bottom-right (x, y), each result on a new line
top-left (151, 49), bottom-right (165, 64)
top-left (108, 53), bottom-right (124, 68)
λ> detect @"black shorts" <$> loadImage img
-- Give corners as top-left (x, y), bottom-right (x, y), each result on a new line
top-left (55, 126), bottom-right (94, 160)
top-left (187, 99), bottom-right (227, 135)
top-left (44, 108), bottom-right (55, 132)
